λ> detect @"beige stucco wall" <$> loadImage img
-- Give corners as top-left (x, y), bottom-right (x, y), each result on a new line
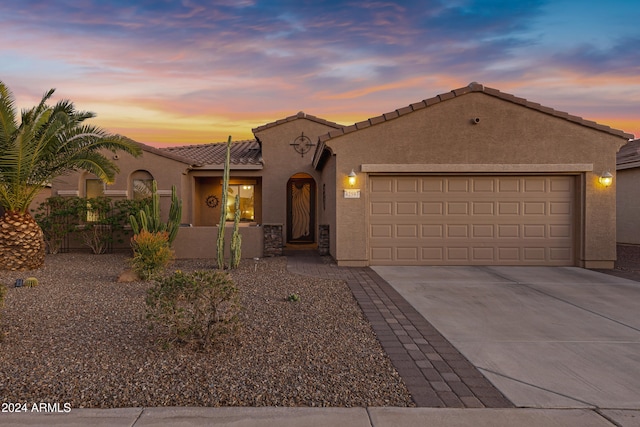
top-left (172, 224), bottom-right (263, 259)
top-left (254, 118), bottom-right (340, 242)
top-left (323, 92), bottom-right (626, 268)
top-left (51, 147), bottom-right (190, 224)
top-left (617, 167), bottom-right (640, 245)
top-left (317, 153), bottom-right (337, 256)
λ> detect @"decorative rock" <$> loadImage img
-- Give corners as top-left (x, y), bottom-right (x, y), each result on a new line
top-left (117, 269), bottom-right (141, 283)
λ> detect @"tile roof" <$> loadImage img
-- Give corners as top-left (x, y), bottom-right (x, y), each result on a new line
top-left (136, 141), bottom-right (196, 165)
top-left (316, 82), bottom-right (634, 144)
top-left (252, 111), bottom-right (343, 133)
top-left (617, 139), bottom-right (640, 170)
top-left (162, 140), bottom-right (262, 168)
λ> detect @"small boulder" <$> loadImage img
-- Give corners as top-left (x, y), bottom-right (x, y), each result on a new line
top-left (117, 269), bottom-right (141, 283)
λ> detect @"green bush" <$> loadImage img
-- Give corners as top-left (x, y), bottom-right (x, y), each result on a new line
top-left (130, 230), bottom-right (173, 280)
top-left (146, 269), bottom-right (241, 349)
top-left (33, 196), bottom-right (148, 254)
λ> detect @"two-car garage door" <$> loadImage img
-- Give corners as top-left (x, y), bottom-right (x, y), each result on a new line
top-left (369, 176), bottom-right (575, 266)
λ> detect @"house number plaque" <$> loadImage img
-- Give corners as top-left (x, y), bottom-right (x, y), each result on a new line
top-left (343, 189), bottom-right (361, 198)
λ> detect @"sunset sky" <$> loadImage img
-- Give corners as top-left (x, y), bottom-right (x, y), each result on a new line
top-left (1, 0), bottom-right (638, 146)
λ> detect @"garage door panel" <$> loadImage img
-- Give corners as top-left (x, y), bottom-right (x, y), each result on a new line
top-left (396, 178), bottom-right (419, 192)
top-left (447, 179), bottom-right (469, 192)
top-left (472, 224), bottom-right (494, 238)
top-left (422, 224), bottom-right (443, 237)
top-left (498, 202), bottom-right (520, 215)
top-left (396, 224), bottom-right (418, 238)
top-left (422, 178), bottom-right (444, 192)
top-left (369, 176), bottom-right (574, 266)
top-left (396, 247), bottom-right (418, 261)
top-left (550, 202), bottom-right (571, 215)
top-left (447, 202), bottom-right (469, 215)
top-left (371, 201), bottom-right (392, 215)
top-left (472, 202), bottom-right (494, 215)
top-left (396, 202), bottom-right (418, 215)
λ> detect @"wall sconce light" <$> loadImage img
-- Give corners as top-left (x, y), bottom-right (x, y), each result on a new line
top-left (599, 171), bottom-right (613, 187)
top-left (348, 169), bottom-right (357, 187)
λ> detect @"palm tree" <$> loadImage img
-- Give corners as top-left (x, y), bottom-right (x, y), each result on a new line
top-left (0, 81), bottom-right (142, 270)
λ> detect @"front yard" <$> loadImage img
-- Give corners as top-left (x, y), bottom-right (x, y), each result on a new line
top-left (0, 253), bottom-right (412, 408)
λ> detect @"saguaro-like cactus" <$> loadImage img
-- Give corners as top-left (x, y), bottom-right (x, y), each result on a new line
top-left (216, 136), bottom-right (232, 269)
top-left (230, 194), bottom-right (242, 269)
top-left (130, 181), bottom-right (182, 246)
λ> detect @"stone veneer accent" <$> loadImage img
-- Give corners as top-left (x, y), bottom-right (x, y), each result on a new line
top-left (263, 224), bottom-right (283, 257)
top-left (318, 224), bottom-right (330, 255)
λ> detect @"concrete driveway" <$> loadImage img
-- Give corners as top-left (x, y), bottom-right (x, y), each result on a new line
top-left (371, 266), bottom-right (640, 409)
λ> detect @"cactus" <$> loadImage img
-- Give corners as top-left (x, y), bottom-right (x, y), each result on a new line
top-left (166, 185), bottom-right (181, 244)
top-left (25, 277), bottom-right (39, 287)
top-left (130, 180), bottom-right (182, 246)
top-left (216, 136), bottom-right (232, 270)
top-left (230, 194), bottom-right (242, 269)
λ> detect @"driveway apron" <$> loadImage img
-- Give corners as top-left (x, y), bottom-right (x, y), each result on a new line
top-left (372, 265), bottom-right (640, 409)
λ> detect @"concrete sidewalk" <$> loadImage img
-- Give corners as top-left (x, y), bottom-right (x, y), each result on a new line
top-left (1, 406), bottom-right (636, 426)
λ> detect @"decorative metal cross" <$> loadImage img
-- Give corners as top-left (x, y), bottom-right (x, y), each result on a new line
top-left (290, 132), bottom-right (315, 157)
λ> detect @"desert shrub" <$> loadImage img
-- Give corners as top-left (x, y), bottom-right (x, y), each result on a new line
top-left (32, 196), bottom-right (85, 254)
top-left (34, 196), bottom-right (148, 254)
top-left (130, 230), bottom-right (173, 280)
top-left (146, 270), bottom-right (241, 349)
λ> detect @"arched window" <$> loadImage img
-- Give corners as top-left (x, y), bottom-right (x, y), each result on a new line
top-left (130, 170), bottom-right (154, 200)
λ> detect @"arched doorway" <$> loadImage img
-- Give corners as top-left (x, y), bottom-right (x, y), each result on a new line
top-left (287, 173), bottom-right (316, 244)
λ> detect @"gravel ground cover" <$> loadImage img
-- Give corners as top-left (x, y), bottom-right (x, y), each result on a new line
top-left (0, 253), bottom-right (412, 408)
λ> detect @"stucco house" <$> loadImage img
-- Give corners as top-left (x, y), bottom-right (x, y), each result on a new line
top-left (616, 138), bottom-right (640, 262)
top-left (51, 82), bottom-right (634, 268)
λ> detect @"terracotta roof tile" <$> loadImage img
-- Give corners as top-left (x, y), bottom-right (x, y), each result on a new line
top-left (313, 82), bottom-right (635, 168)
top-left (384, 111), bottom-right (399, 120)
top-left (162, 140), bottom-right (262, 167)
top-left (252, 111), bottom-right (343, 133)
top-left (369, 115), bottom-right (385, 125)
top-left (135, 141), bottom-right (195, 165)
top-left (355, 120), bottom-right (371, 130)
top-left (438, 91), bottom-right (455, 101)
top-left (424, 95), bottom-right (441, 106)
top-left (321, 82), bottom-right (633, 141)
top-left (397, 105), bottom-right (413, 116)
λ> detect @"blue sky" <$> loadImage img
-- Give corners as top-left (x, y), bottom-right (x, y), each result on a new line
top-left (0, 0), bottom-right (638, 145)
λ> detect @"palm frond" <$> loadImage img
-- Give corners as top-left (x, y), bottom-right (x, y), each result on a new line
top-left (0, 82), bottom-right (141, 213)
top-left (0, 81), bottom-right (18, 149)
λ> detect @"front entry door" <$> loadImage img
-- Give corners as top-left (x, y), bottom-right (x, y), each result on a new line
top-left (287, 178), bottom-right (315, 243)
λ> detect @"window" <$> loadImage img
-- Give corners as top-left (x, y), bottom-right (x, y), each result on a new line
top-left (226, 184), bottom-right (254, 221)
top-left (131, 170), bottom-right (154, 200)
top-left (85, 179), bottom-right (104, 222)
top-left (133, 179), bottom-right (153, 200)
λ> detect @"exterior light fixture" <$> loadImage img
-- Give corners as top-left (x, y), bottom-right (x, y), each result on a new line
top-left (348, 169), bottom-right (357, 187)
top-left (599, 171), bottom-right (613, 187)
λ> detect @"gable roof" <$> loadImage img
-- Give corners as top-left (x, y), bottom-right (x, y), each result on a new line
top-left (617, 139), bottom-right (640, 170)
top-left (252, 111), bottom-right (343, 134)
top-left (136, 141), bottom-right (196, 165)
top-left (313, 82), bottom-right (634, 168)
top-left (161, 140), bottom-right (262, 169)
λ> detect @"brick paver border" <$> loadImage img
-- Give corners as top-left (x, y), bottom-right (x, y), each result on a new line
top-left (285, 250), bottom-right (513, 408)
